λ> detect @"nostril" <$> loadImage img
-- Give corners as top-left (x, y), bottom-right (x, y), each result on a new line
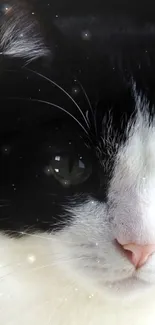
top-left (115, 239), bottom-right (155, 268)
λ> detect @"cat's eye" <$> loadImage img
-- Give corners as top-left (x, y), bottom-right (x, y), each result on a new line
top-left (46, 153), bottom-right (92, 187)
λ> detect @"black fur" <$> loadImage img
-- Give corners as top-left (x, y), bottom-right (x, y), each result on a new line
top-left (0, 0), bottom-right (155, 234)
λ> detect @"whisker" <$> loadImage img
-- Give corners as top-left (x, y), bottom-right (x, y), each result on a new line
top-left (5, 230), bottom-right (52, 240)
top-left (22, 255), bottom-right (86, 275)
top-left (0, 256), bottom-right (85, 284)
top-left (25, 68), bottom-right (90, 129)
top-left (85, 110), bottom-right (90, 125)
top-left (2, 228), bottom-right (90, 248)
top-left (5, 96), bottom-right (90, 137)
top-left (74, 78), bottom-right (94, 117)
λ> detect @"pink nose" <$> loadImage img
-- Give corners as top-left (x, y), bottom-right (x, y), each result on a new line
top-left (119, 242), bottom-right (155, 268)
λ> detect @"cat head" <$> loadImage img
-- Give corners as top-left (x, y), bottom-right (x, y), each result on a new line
top-left (1, 0), bottom-right (155, 301)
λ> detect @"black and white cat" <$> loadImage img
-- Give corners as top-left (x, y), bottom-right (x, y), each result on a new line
top-left (1, 1), bottom-right (155, 324)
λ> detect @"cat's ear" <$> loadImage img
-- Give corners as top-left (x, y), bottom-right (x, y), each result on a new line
top-left (0, 2), bottom-right (50, 63)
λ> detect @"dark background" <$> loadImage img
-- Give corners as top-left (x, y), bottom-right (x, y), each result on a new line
top-left (29, 0), bottom-right (155, 103)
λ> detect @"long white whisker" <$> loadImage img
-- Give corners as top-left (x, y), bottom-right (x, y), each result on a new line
top-left (25, 68), bottom-right (90, 129)
top-left (6, 230), bottom-right (51, 240)
top-left (3, 229), bottom-right (91, 248)
top-left (0, 256), bottom-right (85, 283)
top-left (6, 97), bottom-right (89, 136)
top-left (74, 79), bottom-right (94, 117)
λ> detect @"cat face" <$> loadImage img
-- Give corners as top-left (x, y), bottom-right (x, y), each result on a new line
top-left (54, 100), bottom-right (155, 299)
top-left (1, 0), bottom-right (155, 300)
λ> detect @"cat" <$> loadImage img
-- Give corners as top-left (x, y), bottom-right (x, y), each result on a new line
top-left (1, 1), bottom-right (155, 324)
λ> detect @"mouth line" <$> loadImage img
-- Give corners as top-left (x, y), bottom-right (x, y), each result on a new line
top-left (106, 275), bottom-right (151, 287)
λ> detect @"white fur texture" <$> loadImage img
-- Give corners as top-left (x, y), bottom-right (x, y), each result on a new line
top-left (0, 233), bottom-right (155, 325)
top-left (0, 5), bottom-right (49, 62)
top-left (1, 98), bottom-right (155, 324)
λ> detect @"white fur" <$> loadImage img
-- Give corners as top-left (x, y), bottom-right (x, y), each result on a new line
top-left (0, 5), bottom-right (49, 61)
top-left (0, 232), bottom-right (155, 325)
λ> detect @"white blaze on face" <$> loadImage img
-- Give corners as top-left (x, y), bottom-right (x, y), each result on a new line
top-left (109, 101), bottom-right (155, 245)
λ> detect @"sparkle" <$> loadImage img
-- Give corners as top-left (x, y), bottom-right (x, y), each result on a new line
top-left (32, 12), bottom-right (35, 15)
top-left (27, 254), bottom-right (36, 264)
top-left (88, 293), bottom-right (94, 299)
top-left (55, 156), bottom-right (60, 161)
top-left (55, 14), bottom-right (59, 18)
top-left (72, 86), bottom-right (80, 96)
top-left (12, 183), bottom-right (16, 191)
top-left (2, 145), bottom-right (11, 154)
top-left (44, 166), bottom-right (53, 176)
top-left (4, 5), bottom-right (12, 14)
top-left (64, 181), bottom-right (69, 185)
top-left (55, 169), bottom-right (59, 173)
top-left (95, 242), bottom-right (99, 246)
top-left (82, 30), bottom-right (91, 40)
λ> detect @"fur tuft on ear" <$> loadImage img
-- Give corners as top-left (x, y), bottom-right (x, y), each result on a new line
top-left (0, 3), bottom-right (50, 62)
